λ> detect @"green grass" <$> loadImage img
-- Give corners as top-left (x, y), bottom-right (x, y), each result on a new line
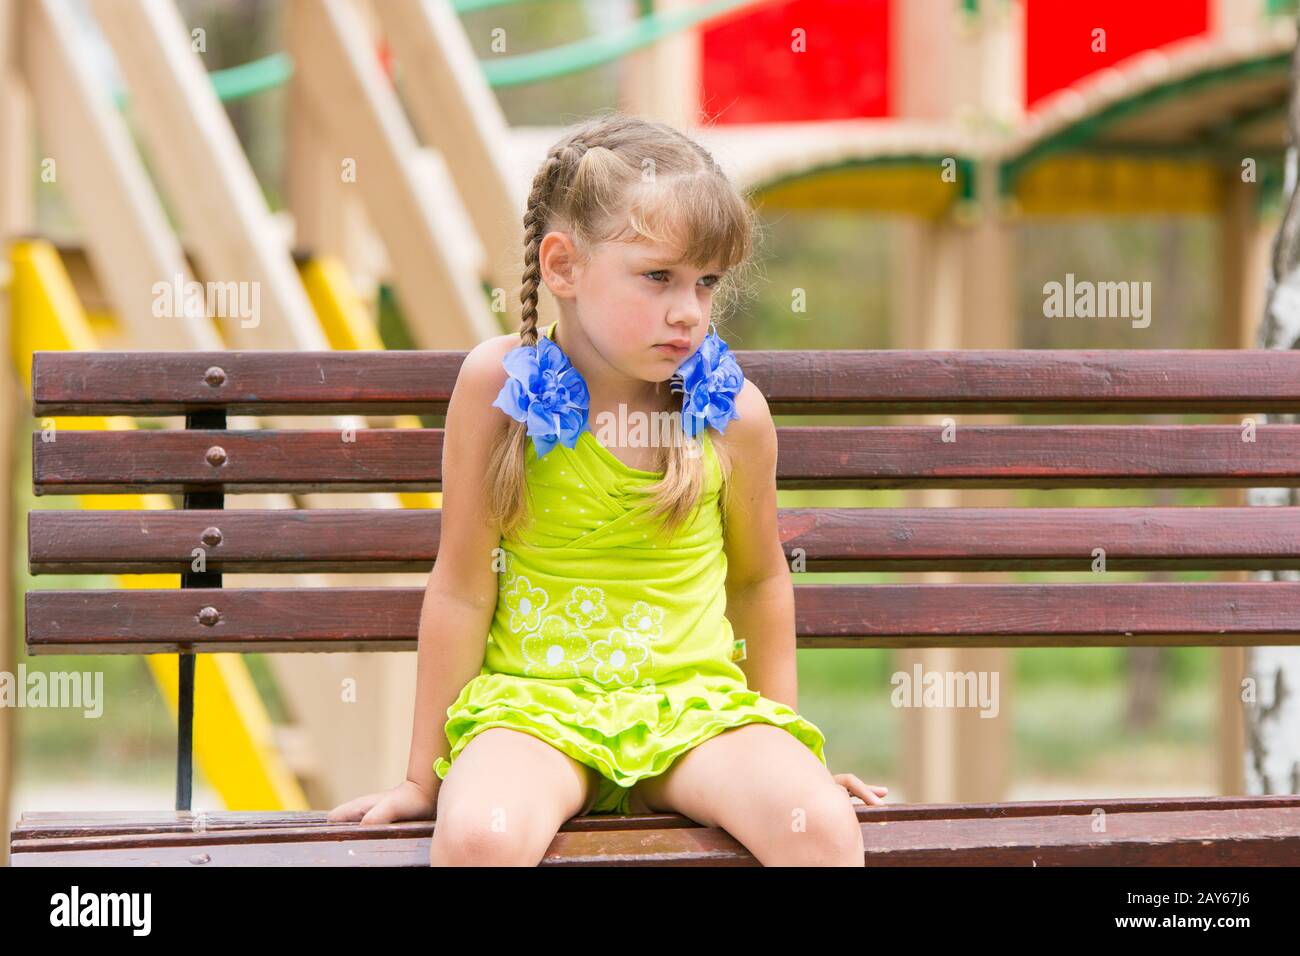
top-left (798, 650), bottom-right (1216, 787)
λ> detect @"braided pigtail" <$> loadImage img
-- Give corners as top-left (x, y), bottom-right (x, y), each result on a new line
top-left (487, 136), bottom-right (591, 541)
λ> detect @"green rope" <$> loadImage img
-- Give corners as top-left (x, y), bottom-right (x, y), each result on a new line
top-left (452, 0), bottom-right (542, 13)
top-left (111, 53), bottom-right (292, 108)
top-left (208, 52), bottom-right (294, 102)
top-left (110, 0), bottom-right (768, 105)
top-left (481, 0), bottom-right (766, 89)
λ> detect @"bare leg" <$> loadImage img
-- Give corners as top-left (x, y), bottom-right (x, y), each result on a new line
top-left (634, 723), bottom-right (864, 866)
top-left (430, 727), bottom-right (602, 866)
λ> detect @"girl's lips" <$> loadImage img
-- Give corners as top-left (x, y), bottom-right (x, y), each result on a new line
top-left (654, 343), bottom-right (690, 356)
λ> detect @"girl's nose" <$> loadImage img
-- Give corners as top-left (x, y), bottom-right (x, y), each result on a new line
top-left (671, 300), bottom-right (704, 328)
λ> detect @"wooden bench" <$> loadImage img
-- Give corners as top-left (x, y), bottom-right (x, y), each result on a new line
top-left (11, 348), bottom-right (1300, 866)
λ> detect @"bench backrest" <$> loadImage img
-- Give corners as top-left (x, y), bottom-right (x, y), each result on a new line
top-left (27, 348), bottom-right (1300, 657)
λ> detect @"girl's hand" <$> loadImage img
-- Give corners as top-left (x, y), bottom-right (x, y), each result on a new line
top-left (327, 779), bottom-right (439, 825)
top-left (833, 773), bottom-right (889, 806)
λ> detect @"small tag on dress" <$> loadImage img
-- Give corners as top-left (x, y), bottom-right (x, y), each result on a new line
top-left (731, 638), bottom-right (746, 662)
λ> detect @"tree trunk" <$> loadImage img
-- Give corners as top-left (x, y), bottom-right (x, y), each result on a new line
top-left (1243, 14), bottom-right (1300, 796)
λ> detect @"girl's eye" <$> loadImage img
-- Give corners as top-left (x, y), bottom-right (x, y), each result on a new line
top-left (645, 271), bottom-right (721, 288)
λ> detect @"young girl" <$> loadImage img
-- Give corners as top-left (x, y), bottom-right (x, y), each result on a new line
top-left (328, 112), bottom-right (887, 866)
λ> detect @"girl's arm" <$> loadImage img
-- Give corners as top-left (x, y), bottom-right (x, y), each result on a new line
top-left (719, 381), bottom-right (800, 710)
top-left (405, 336), bottom-right (520, 795)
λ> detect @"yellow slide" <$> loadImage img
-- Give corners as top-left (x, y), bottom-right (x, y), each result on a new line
top-left (296, 255), bottom-right (441, 510)
top-left (9, 238), bottom-right (308, 811)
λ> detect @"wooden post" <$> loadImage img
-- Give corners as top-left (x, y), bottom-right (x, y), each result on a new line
top-left (0, 0), bottom-right (30, 242)
top-left (371, 0), bottom-right (531, 330)
top-left (892, 0), bottom-right (961, 122)
top-left (0, 0), bottom-right (26, 865)
top-left (950, 161), bottom-right (1016, 805)
top-left (621, 0), bottom-right (701, 129)
top-left (890, 0), bottom-right (1015, 805)
top-left (893, 204), bottom-right (1015, 805)
top-left (284, 1), bottom-right (376, 291)
top-left (88, 0), bottom-right (322, 348)
top-left (22, 0), bottom-right (221, 349)
top-left (1216, 170), bottom-right (1271, 795)
top-left (891, 0), bottom-right (963, 804)
top-left (894, 221), bottom-right (968, 803)
top-left (1212, 0), bottom-right (1263, 41)
top-left (282, 0), bottom-right (498, 347)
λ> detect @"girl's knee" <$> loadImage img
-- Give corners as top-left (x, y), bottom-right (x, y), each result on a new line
top-left (775, 783), bottom-right (863, 866)
top-left (429, 801), bottom-right (556, 866)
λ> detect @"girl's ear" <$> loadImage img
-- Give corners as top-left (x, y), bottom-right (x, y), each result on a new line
top-left (539, 231), bottom-right (581, 300)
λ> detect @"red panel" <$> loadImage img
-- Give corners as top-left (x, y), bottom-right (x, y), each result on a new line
top-left (700, 0), bottom-right (890, 123)
top-left (1024, 0), bottom-right (1210, 109)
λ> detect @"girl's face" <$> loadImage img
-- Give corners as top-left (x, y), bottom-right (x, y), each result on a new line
top-left (560, 234), bottom-right (728, 385)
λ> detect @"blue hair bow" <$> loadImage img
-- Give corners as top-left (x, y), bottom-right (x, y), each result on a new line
top-left (491, 334), bottom-right (590, 458)
top-left (670, 327), bottom-right (744, 438)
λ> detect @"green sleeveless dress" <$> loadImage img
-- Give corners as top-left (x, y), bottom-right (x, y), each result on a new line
top-left (433, 321), bottom-right (828, 814)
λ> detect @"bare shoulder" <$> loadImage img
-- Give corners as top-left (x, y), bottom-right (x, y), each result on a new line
top-left (456, 332), bottom-right (522, 392)
top-left (447, 333), bottom-right (523, 431)
top-left (713, 378), bottom-right (776, 465)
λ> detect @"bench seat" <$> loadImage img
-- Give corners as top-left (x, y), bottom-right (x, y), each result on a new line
top-left (12, 795), bottom-right (1300, 866)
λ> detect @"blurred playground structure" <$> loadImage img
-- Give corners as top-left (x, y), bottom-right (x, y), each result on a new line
top-left (2, 0), bottom-right (1296, 864)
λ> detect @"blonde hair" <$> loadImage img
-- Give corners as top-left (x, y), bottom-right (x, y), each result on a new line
top-left (487, 110), bottom-right (759, 544)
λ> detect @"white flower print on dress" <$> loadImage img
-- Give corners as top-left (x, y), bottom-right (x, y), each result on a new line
top-left (565, 585), bottom-right (607, 629)
top-left (622, 600), bottom-right (664, 642)
top-left (495, 566), bottom-right (669, 685)
top-left (522, 615), bottom-right (592, 678)
top-left (591, 630), bottom-right (650, 686)
top-left (503, 576), bottom-right (547, 633)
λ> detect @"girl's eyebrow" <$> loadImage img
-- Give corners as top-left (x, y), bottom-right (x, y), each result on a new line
top-left (639, 259), bottom-right (728, 273)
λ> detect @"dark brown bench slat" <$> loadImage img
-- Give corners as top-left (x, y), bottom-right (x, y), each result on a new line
top-left (796, 581), bottom-right (1300, 646)
top-left (13, 801), bottom-right (1300, 866)
top-left (8, 810), bottom-right (691, 841)
top-left (778, 506), bottom-right (1300, 570)
top-left (860, 805), bottom-right (1300, 865)
top-left (31, 425), bottom-right (1300, 495)
top-left (12, 810), bottom-right (330, 839)
top-left (26, 581), bottom-right (1300, 654)
top-left (33, 428), bottom-right (441, 495)
top-left (10, 826), bottom-right (747, 866)
top-left (30, 349), bottom-right (1300, 416)
top-left (15, 795), bottom-right (1300, 841)
top-left (29, 506), bottom-right (1300, 574)
top-left (29, 509), bottom-right (441, 574)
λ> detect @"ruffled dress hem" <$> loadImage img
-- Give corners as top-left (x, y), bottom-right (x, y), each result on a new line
top-left (432, 672), bottom-right (827, 791)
